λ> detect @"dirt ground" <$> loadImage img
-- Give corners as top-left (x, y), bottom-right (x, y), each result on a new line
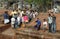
top-left (0, 9), bottom-right (60, 31)
top-left (0, 9), bottom-right (60, 39)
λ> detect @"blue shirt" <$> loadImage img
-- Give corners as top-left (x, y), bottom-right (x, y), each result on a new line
top-left (3, 13), bottom-right (9, 19)
top-left (36, 20), bottom-right (41, 26)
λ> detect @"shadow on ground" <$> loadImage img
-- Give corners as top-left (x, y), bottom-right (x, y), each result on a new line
top-left (0, 24), bottom-right (11, 33)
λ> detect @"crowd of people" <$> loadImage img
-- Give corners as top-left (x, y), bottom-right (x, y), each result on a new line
top-left (3, 9), bottom-right (56, 33)
top-left (35, 13), bottom-right (56, 33)
top-left (3, 9), bottom-right (38, 28)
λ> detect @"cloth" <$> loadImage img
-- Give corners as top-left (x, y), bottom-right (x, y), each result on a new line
top-left (33, 13), bottom-right (35, 18)
top-left (23, 16), bottom-right (28, 22)
top-left (17, 16), bottom-right (21, 25)
top-left (11, 18), bottom-right (15, 24)
top-left (22, 17), bottom-right (24, 22)
top-left (36, 20), bottom-right (41, 26)
top-left (52, 16), bottom-right (56, 23)
top-left (43, 21), bottom-right (47, 27)
top-left (17, 16), bottom-right (20, 22)
top-left (20, 11), bottom-right (24, 17)
top-left (35, 12), bottom-right (38, 16)
top-left (48, 23), bottom-right (52, 32)
top-left (48, 17), bottom-right (52, 24)
top-left (3, 13), bottom-right (9, 19)
top-left (4, 19), bottom-right (9, 24)
top-left (43, 21), bottom-right (47, 30)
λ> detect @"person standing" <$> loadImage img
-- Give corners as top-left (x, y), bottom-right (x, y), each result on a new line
top-left (48, 14), bottom-right (53, 32)
top-left (42, 19), bottom-right (47, 32)
top-left (52, 14), bottom-right (56, 33)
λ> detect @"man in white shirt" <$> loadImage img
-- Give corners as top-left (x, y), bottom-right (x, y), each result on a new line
top-left (48, 14), bottom-right (53, 32)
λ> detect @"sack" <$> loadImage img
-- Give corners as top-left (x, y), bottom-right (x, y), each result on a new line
top-left (4, 19), bottom-right (9, 24)
top-left (21, 23), bottom-right (25, 28)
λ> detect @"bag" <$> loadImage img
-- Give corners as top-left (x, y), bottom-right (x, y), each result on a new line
top-left (4, 19), bottom-right (9, 24)
top-left (21, 23), bottom-right (25, 28)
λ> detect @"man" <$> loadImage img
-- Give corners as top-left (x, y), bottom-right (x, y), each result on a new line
top-left (48, 14), bottom-right (53, 32)
top-left (35, 18), bottom-right (41, 30)
top-left (3, 11), bottom-right (9, 24)
top-left (52, 14), bottom-right (56, 33)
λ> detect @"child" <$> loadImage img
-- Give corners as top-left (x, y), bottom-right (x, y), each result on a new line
top-left (43, 19), bottom-right (47, 32)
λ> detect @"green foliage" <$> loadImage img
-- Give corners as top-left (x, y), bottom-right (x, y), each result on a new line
top-left (25, 0), bottom-right (33, 4)
top-left (24, 0), bottom-right (52, 12)
top-left (24, 0), bottom-right (52, 6)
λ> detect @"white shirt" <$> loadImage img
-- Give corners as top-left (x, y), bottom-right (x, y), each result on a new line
top-left (43, 21), bottom-right (47, 27)
top-left (48, 17), bottom-right (52, 24)
top-left (17, 16), bottom-right (20, 22)
top-left (33, 13), bottom-right (35, 18)
top-left (35, 12), bottom-right (38, 16)
top-left (20, 11), bottom-right (24, 17)
top-left (11, 18), bottom-right (15, 24)
top-left (26, 10), bottom-right (30, 15)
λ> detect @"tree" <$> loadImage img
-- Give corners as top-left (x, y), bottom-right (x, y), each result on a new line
top-left (24, 0), bottom-right (52, 12)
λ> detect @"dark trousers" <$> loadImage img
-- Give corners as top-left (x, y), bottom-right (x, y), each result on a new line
top-left (29, 17), bottom-right (32, 22)
top-left (48, 23), bottom-right (52, 32)
top-left (34, 24), bottom-right (41, 30)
